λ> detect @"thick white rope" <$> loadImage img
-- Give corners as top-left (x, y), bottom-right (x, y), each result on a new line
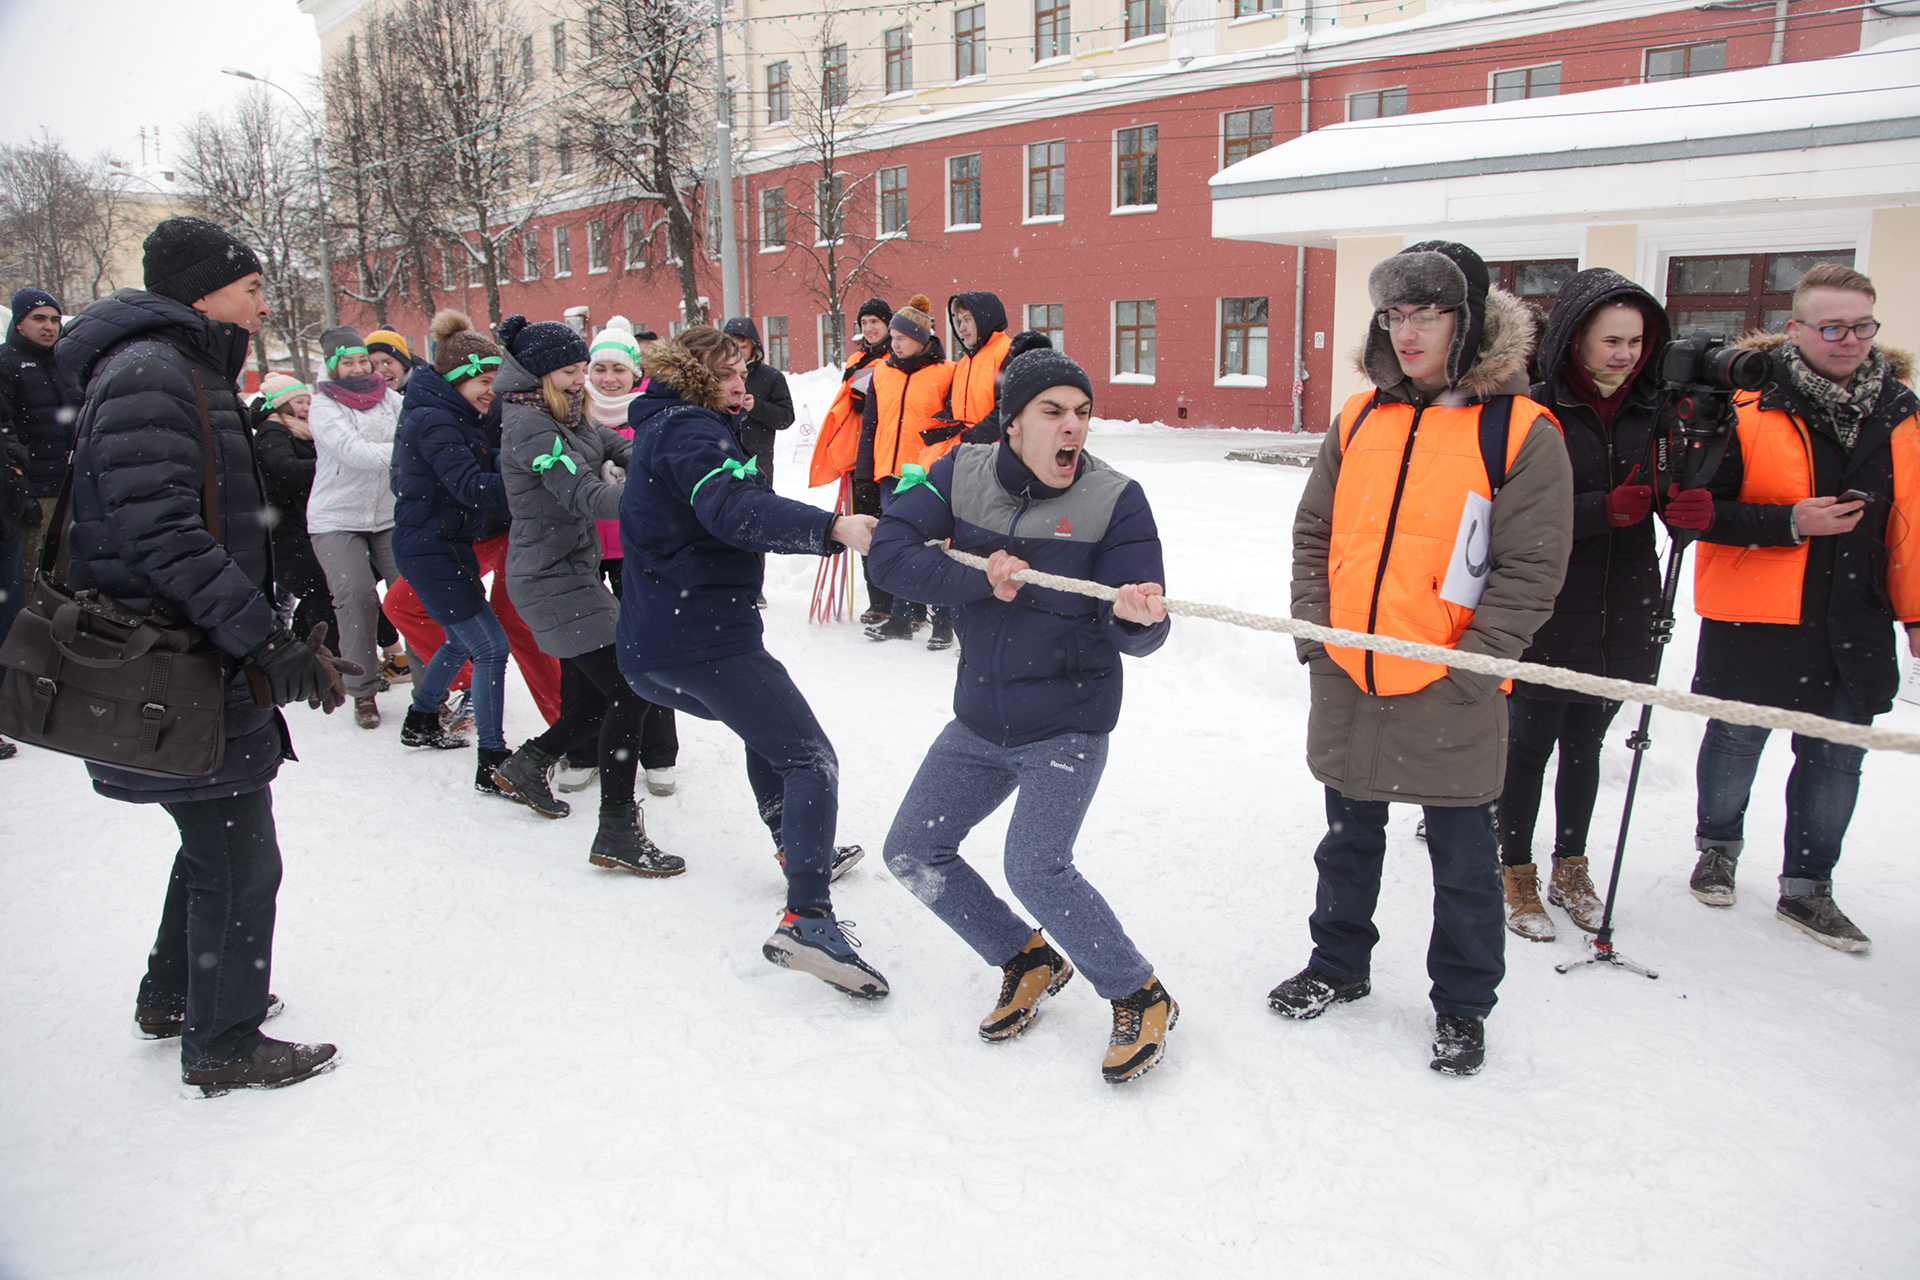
top-left (938, 546), bottom-right (1920, 756)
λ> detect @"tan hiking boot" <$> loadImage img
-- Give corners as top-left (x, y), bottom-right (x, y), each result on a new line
top-left (1103, 975), bottom-right (1177, 1083)
top-left (1549, 855), bottom-right (1605, 933)
top-left (1502, 863), bottom-right (1556, 943)
top-left (980, 930), bottom-right (1074, 1043)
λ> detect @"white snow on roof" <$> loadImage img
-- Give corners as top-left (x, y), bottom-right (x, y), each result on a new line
top-left (1211, 33), bottom-right (1920, 192)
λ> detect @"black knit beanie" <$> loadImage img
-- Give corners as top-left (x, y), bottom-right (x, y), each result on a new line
top-left (143, 216), bottom-right (264, 307)
top-left (997, 350), bottom-right (1093, 428)
top-left (497, 314), bottom-right (589, 378)
top-left (857, 297), bottom-right (893, 324)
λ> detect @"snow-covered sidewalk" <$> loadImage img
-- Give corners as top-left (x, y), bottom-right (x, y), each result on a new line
top-left (2, 421), bottom-right (1915, 1278)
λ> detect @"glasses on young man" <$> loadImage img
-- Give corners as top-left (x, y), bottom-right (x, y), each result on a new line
top-left (1375, 307), bottom-right (1457, 332)
top-left (1804, 320), bottom-right (1880, 342)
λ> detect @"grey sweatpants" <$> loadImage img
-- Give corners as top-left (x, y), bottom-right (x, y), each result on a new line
top-left (311, 528), bottom-right (398, 698)
top-left (883, 719), bottom-right (1153, 1000)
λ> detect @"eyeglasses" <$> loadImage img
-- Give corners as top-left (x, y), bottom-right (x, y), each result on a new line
top-left (1803, 320), bottom-right (1880, 342)
top-left (1375, 307), bottom-right (1456, 333)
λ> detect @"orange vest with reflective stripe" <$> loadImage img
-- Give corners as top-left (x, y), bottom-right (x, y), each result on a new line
top-left (1326, 390), bottom-right (1551, 696)
top-left (809, 348), bottom-right (881, 487)
top-left (924, 329), bottom-right (1012, 464)
top-left (1694, 397), bottom-right (1920, 623)
top-left (869, 357), bottom-right (956, 481)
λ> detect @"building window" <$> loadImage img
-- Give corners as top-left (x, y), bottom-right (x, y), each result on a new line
top-left (955, 4), bottom-right (985, 78)
top-left (760, 188), bottom-right (786, 248)
top-left (1124, 0), bottom-right (1165, 41)
top-left (439, 245), bottom-right (456, 289)
top-left (554, 224), bottom-right (572, 276)
top-left (625, 213), bottom-right (645, 269)
top-left (1027, 302), bottom-right (1063, 352)
top-left (587, 9), bottom-right (603, 59)
top-left (521, 229), bottom-right (540, 281)
top-left (588, 219), bottom-right (608, 272)
top-left (1115, 125), bottom-right (1157, 209)
top-left (1647, 40), bottom-right (1726, 82)
top-left (1222, 107), bottom-right (1272, 167)
top-left (1233, 0), bottom-right (1280, 14)
top-left (819, 313), bottom-right (842, 365)
top-left (1489, 259), bottom-right (1578, 313)
top-left (1115, 300), bottom-right (1155, 377)
top-left (948, 153), bottom-right (981, 227)
top-left (1027, 140), bottom-right (1065, 218)
top-left (519, 35), bottom-right (533, 84)
top-left (767, 61), bottom-right (790, 123)
top-left (765, 316), bottom-right (790, 371)
top-left (1666, 250), bottom-right (1855, 338)
top-left (885, 26), bottom-right (912, 94)
top-left (823, 43), bottom-right (848, 109)
top-left (879, 166), bottom-right (908, 234)
top-left (551, 22), bottom-right (566, 74)
top-left (815, 174), bottom-right (845, 244)
top-left (1220, 296), bottom-right (1268, 380)
top-left (557, 129), bottom-right (574, 176)
top-left (524, 137), bottom-right (540, 185)
top-left (1491, 63), bottom-right (1560, 102)
top-left (1034, 0), bottom-right (1069, 61)
top-left (1347, 87), bottom-right (1408, 120)
top-left (465, 242), bottom-right (481, 287)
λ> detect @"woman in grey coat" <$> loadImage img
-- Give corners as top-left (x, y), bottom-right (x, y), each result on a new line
top-left (489, 315), bottom-right (682, 877)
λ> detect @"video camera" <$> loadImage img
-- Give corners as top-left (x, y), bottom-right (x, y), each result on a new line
top-left (1653, 332), bottom-right (1771, 492)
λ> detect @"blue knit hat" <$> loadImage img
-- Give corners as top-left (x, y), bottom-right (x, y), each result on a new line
top-left (497, 314), bottom-right (590, 378)
top-left (10, 287), bottom-right (60, 322)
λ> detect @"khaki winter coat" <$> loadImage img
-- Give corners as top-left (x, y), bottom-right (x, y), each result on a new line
top-left (1293, 289), bottom-right (1574, 806)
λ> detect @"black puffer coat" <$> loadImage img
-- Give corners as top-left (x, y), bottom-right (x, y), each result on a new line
top-left (253, 413), bottom-right (327, 600)
top-left (720, 317), bottom-right (795, 465)
top-left (1517, 270), bottom-right (1670, 701)
top-left (55, 289), bottom-right (286, 804)
top-left (0, 323), bottom-right (84, 498)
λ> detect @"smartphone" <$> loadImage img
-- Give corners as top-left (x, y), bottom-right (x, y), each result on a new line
top-left (1838, 488), bottom-right (1877, 506)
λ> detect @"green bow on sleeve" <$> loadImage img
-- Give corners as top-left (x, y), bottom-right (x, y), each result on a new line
top-left (530, 434), bottom-right (578, 475)
top-left (689, 454), bottom-right (760, 503)
top-left (893, 463), bottom-right (944, 503)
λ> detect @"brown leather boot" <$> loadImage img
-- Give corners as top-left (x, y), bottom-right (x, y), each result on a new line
top-left (1549, 855), bottom-right (1606, 933)
top-left (353, 696), bottom-right (380, 730)
top-left (1502, 863), bottom-right (1556, 942)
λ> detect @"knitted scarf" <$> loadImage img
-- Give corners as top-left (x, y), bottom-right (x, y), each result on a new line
top-left (586, 377), bottom-right (646, 429)
top-left (504, 383), bottom-right (587, 429)
top-left (1783, 340), bottom-right (1887, 453)
top-left (317, 373), bottom-right (389, 411)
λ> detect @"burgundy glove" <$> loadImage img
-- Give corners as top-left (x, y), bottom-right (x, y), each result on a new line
top-left (1663, 484), bottom-right (1716, 532)
top-left (1605, 465), bottom-right (1653, 526)
top-left (305, 622), bottom-right (365, 714)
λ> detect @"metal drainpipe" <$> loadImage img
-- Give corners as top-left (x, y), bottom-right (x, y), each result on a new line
top-left (1289, 3), bottom-right (1313, 431)
top-left (1769, 0), bottom-right (1788, 63)
top-left (714, 0), bottom-right (741, 321)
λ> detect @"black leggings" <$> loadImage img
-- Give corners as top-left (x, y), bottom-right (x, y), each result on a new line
top-left (1500, 693), bottom-right (1623, 867)
top-left (528, 646), bottom-right (661, 808)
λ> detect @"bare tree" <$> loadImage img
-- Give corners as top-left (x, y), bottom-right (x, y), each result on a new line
top-left (175, 89), bottom-right (325, 379)
top-left (564, 0), bottom-right (715, 324)
top-left (0, 132), bottom-right (116, 304)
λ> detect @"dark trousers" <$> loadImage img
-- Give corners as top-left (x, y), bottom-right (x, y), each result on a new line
top-left (138, 787), bottom-right (283, 1068)
top-left (556, 653), bottom-right (677, 775)
top-left (851, 479), bottom-right (892, 615)
top-left (1500, 694), bottom-right (1622, 866)
top-left (1308, 787), bottom-right (1506, 1020)
top-left (1696, 684), bottom-right (1867, 882)
top-left (531, 645), bottom-right (663, 807)
top-left (627, 649), bottom-right (838, 915)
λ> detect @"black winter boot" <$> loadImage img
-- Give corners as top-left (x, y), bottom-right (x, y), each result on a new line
top-left (588, 803), bottom-right (686, 877)
top-left (475, 746), bottom-right (512, 798)
top-left (183, 1037), bottom-right (338, 1097)
top-left (1430, 1013), bottom-right (1486, 1076)
top-left (492, 742), bottom-right (570, 818)
top-left (137, 994), bottom-right (283, 1040)
top-left (401, 707), bottom-right (469, 750)
top-left (865, 613), bottom-right (915, 641)
top-left (927, 617), bottom-right (955, 651)
top-left (1267, 965), bottom-right (1371, 1020)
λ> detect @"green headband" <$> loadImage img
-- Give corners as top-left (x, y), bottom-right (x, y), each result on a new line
top-left (325, 344), bottom-right (369, 371)
top-left (591, 338), bottom-right (640, 364)
top-left (445, 353), bottom-right (503, 382)
top-left (261, 382), bottom-right (309, 409)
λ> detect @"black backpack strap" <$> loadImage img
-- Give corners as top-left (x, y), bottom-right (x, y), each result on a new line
top-left (1342, 392), bottom-right (1380, 452)
top-left (1479, 395), bottom-right (1515, 495)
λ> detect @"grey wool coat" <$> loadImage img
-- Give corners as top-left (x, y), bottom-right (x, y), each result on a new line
top-left (1292, 287), bottom-right (1574, 806)
top-left (497, 352), bottom-right (633, 658)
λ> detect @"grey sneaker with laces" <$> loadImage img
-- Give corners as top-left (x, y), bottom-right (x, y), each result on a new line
top-left (1689, 844), bottom-right (1740, 907)
top-left (762, 912), bottom-right (889, 998)
top-left (1776, 878), bottom-right (1871, 953)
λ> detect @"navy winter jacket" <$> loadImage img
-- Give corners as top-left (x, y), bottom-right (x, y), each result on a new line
top-left (391, 367), bottom-right (507, 626)
top-left (615, 383), bottom-right (841, 672)
top-left (0, 323), bottom-right (84, 498)
top-left (868, 441), bottom-right (1169, 746)
top-left (55, 289), bottom-right (286, 804)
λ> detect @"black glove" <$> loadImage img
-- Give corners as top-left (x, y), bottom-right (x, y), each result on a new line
top-left (246, 627), bottom-right (330, 709)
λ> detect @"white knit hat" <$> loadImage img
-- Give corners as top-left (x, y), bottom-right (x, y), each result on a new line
top-left (588, 315), bottom-right (642, 377)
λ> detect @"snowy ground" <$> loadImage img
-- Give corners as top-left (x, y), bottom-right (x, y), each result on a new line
top-left (3, 398), bottom-right (1917, 1278)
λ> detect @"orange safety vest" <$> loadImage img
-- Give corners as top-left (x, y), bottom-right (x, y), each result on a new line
top-left (1326, 390), bottom-right (1552, 696)
top-left (868, 356), bottom-right (956, 482)
top-left (924, 329), bottom-right (1012, 465)
top-left (1694, 397), bottom-right (1920, 623)
top-left (809, 348), bottom-right (883, 488)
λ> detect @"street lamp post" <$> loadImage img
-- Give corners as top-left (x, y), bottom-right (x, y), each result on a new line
top-left (221, 68), bottom-right (336, 329)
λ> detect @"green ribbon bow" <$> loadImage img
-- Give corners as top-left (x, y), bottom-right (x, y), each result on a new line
top-left (690, 454), bottom-right (760, 502)
top-left (893, 463), bottom-right (943, 503)
top-left (324, 344), bottom-right (369, 371)
top-left (445, 353), bottom-right (502, 382)
top-left (530, 434), bottom-right (578, 476)
top-left (261, 382), bottom-right (309, 409)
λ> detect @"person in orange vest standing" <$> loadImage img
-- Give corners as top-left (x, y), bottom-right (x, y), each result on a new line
top-left (859, 295), bottom-right (956, 645)
top-left (809, 299), bottom-right (896, 622)
top-left (918, 292), bottom-right (1012, 466)
top-left (1685, 263), bottom-right (1920, 954)
top-left (1274, 241), bottom-right (1573, 1077)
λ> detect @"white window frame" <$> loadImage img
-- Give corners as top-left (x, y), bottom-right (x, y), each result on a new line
top-left (553, 224), bottom-right (573, 277)
top-left (1112, 298), bottom-right (1156, 384)
top-left (1489, 61), bottom-right (1561, 103)
top-left (587, 219), bottom-right (608, 273)
top-left (1025, 302), bottom-right (1064, 356)
top-left (1346, 86), bottom-right (1409, 121)
top-left (764, 315), bottom-right (790, 371)
top-left (1112, 124), bottom-right (1158, 215)
top-left (624, 212), bottom-right (645, 270)
top-left (760, 187), bottom-right (787, 252)
top-left (1220, 105), bottom-right (1274, 170)
top-left (818, 313), bottom-right (843, 366)
top-left (521, 228), bottom-right (541, 281)
top-left (877, 165), bottom-right (909, 238)
top-left (1215, 295), bottom-right (1269, 388)
top-left (946, 152), bottom-right (982, 232)
top-left (1024, 139), bottom-right (1065, 224)
top-left (813, 172), bottom-right (847, 247)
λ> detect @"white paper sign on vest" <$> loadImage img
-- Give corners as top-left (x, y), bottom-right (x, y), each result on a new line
top-left (1439, 491), bottom-right (1494, 609)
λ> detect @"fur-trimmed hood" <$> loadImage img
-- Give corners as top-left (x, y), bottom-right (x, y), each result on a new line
top-left (1354, 286), bottom-right (1537, 403)
top-left (637, 340), bottom-right (732, 412)
top-left (1731, 329), bottom-right (1916, 386)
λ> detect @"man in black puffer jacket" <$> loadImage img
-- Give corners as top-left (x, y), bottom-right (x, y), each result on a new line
top-left (721, 317), bottom-right (795, 484)
top-left (0, 287), bottom-right (84, 548)
top-left (56, 216), bottom-right (343, 1096)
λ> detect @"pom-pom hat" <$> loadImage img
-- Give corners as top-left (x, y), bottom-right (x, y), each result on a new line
top-left (498, 314), bottom-right (590, 378)
top-left (890, 294), bottom-right (936, 346)
top-left (589, 315), bottom-right (643, 377)
top-left (430, 310), bottom-right (504, 386)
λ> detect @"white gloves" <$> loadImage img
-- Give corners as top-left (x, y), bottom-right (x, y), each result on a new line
top-left (601, 459), bottom-right (627, 486)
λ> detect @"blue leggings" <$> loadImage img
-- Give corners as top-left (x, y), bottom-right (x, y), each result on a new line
top-left (411, 606), bottom-right (510, 751)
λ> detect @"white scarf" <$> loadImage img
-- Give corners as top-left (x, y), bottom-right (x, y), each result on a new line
top-left (586, 376), bottom-right (646, 428)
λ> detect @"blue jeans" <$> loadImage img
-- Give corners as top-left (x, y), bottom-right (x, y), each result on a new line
top-left (1695, 685), bottom-right (1868, 881)
top-left (138, 787), bottom-right (284, 1069)
top-left (411, 607), bottom-right (509, 751)
top-left (626, 649), bottom-right (840, 915)
top-left (883, 721), bottom-right (1153, 1000)
top-left (1308, 788), bottom-right (1505, 1019)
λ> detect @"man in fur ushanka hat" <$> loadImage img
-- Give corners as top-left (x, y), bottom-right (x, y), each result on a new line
top-left (1274, 239), bottom-right (1573, 1078)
